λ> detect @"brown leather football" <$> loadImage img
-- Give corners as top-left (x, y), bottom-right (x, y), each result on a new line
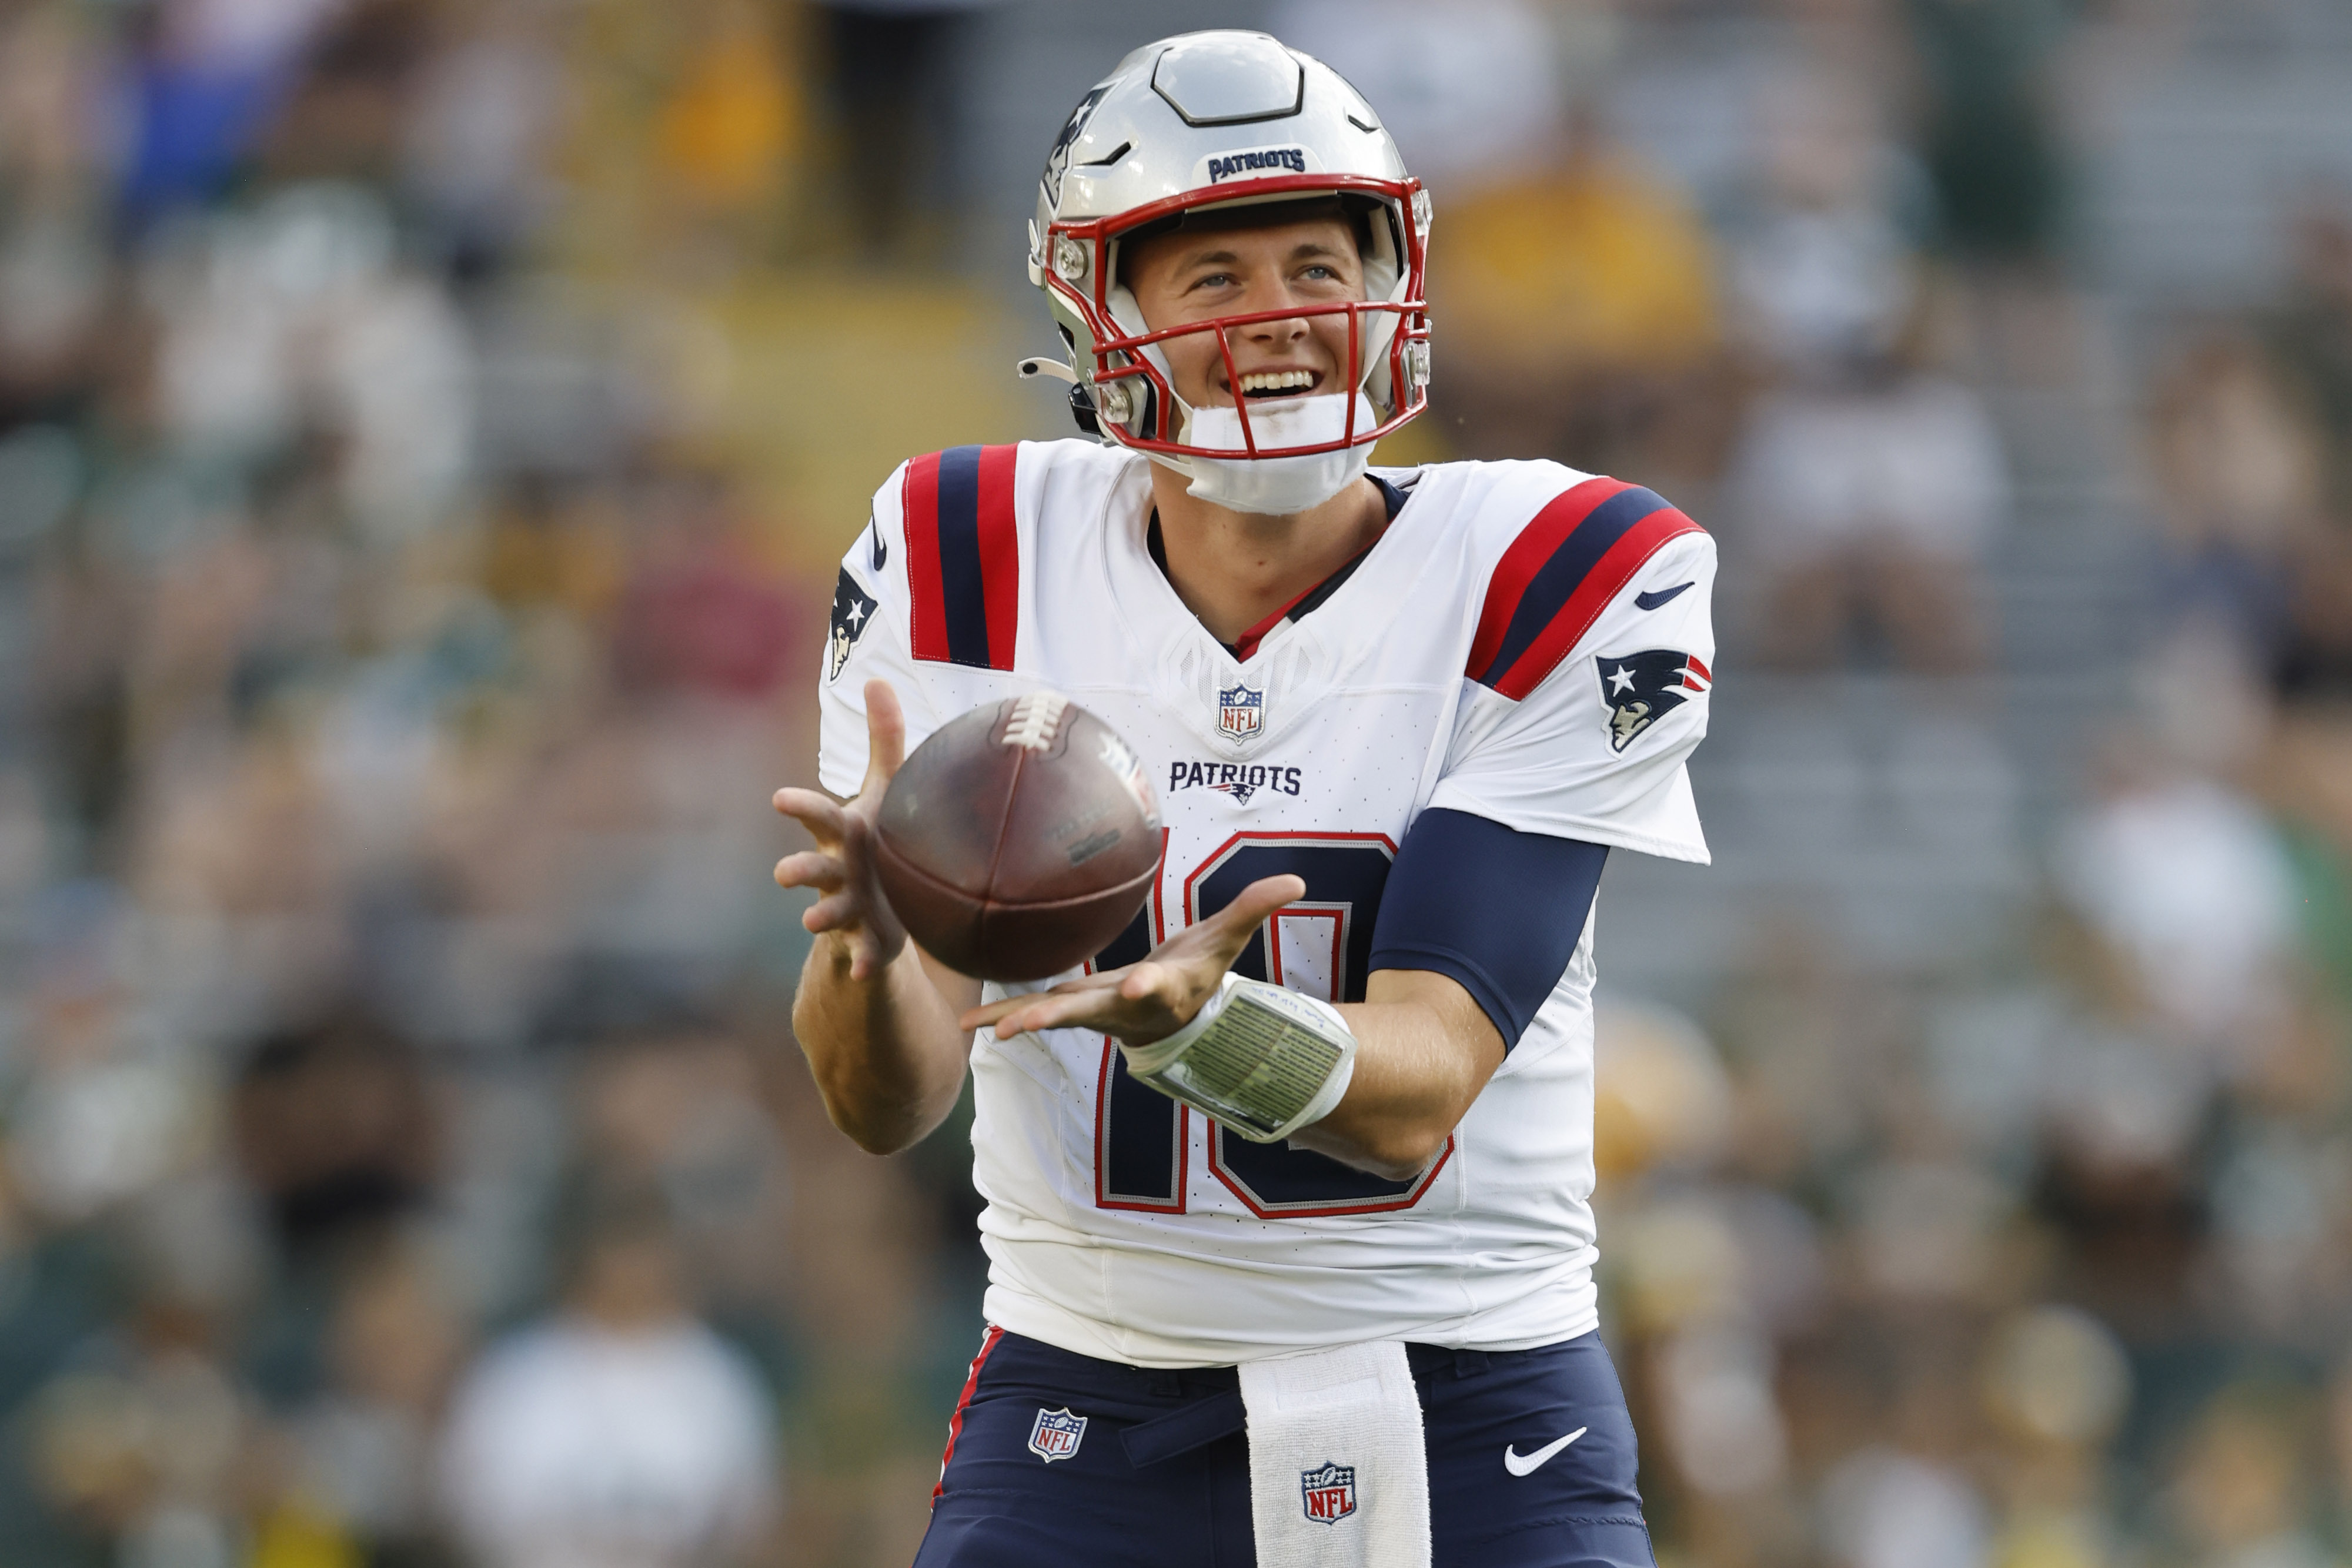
top-left (872, 693), bottom-right (1164, 981)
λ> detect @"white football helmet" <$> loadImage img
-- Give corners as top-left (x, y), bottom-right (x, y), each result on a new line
top-left (1022, 31), bottom-right (1432, 515)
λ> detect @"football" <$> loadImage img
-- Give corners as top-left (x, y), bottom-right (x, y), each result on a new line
top-left (873, 693), bottom-right (1164, 981)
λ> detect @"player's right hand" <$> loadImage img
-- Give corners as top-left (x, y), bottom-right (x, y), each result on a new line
top-left (773, 678), bottom-right (910, 982)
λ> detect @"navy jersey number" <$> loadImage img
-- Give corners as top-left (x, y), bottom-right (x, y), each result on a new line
top-left (1091, 830), bottom-right (1183, 1211)
top-left (1091, 832), bottom-right (1454, 1216)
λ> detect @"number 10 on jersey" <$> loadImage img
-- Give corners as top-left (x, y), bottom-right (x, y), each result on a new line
top-left (1090, 831), bottom-right (1454, 1218)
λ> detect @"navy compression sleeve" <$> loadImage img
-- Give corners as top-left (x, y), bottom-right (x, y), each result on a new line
top-left (1367, 807), bottom-right (1608, 1048)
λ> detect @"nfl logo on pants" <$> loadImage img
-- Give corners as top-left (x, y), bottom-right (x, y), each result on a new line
top-left (1027, 1407), bottom-right (1087, 1463)
top-left (1300, 1461), bottom-right (1357, 1524)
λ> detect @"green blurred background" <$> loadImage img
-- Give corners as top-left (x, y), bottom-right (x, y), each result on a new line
top-left (1, 1), bottom-right (2350, 1565)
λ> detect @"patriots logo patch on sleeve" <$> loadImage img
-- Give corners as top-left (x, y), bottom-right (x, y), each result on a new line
top-left (827, 567), bottom-right (880, 683)
top-left (1595, 648), bottom-right (1711, 751)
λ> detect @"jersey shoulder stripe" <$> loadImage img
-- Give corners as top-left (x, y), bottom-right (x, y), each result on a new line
top-left (1466, 477), bottom-right (1705, 701)
top-left (902, 444), bottom-right (1020, 670)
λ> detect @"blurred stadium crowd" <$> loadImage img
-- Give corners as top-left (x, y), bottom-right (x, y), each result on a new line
top-left (0, 0), bottom-right (2348, 1566)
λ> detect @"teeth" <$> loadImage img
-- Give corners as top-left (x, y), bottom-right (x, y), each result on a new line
top-left (1238, 370), bottom-right (1316, 394)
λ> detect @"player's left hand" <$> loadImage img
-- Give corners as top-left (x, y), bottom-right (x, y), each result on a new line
top-left (958, 873), bottom-right (1305, 1045)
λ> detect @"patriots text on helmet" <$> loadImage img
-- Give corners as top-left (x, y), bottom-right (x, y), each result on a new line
top-left (1205, 146), bottom-right (1311, 183)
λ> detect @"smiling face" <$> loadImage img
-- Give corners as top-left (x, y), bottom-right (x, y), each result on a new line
top-left (1121, 208), bottom-right (1368, 414)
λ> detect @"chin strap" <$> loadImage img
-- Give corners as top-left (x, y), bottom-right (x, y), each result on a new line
top-left (1013, 360), bottom-right (1384, 504)
top-left (1168, 392), bottom-right (1381, 515)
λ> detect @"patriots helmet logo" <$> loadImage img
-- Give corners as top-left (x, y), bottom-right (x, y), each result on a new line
top-left (827, 567), bottom-right (880, 683)
top-left (1595, 648), bottom-right (1710, 752)
top-left (1040, 83), bottom-right (1110, 208)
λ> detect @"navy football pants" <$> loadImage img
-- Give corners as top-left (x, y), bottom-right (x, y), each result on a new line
top-left (915, 1329), bottom-right (1656, 1567)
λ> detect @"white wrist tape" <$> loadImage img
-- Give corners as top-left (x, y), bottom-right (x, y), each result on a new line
top-left (1121, 973), bottom-right (1358, 1143)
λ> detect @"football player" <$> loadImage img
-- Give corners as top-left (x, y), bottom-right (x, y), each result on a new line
top-left (774, 31), bottom-right (1713, 1568)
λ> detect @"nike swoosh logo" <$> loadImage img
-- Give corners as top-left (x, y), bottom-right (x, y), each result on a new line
top-left (868, 514), bottom-right (887, 570)
top-left (1634, 582), bottom-right (1692, 611)
top-left (1503, 1426), bottom-right (1587, 1476)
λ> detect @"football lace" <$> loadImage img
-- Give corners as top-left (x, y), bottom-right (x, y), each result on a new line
top-left (1001, 691), bottom-right (1071, 752)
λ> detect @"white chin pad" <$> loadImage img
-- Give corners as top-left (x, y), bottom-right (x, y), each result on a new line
top-left (1177, 392), bottom-right (1379, 515)
top-left (1187, 390), bottom-right (1375, 454)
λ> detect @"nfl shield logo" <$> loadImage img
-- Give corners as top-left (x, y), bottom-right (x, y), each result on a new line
top-left (1027, 1407), bottom-right (1087, 1463)
top-left (1218, 683), bottom-right (1265, 738)
top-left (1300, 1460), bottom-right (1357, 1524)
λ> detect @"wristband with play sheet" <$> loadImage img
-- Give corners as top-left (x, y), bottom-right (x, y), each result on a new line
top-left (1121, 973), bottom-right (1358, 1142)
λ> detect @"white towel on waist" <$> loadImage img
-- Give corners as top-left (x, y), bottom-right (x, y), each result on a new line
top-left (1238, 1340), bottom-right (1431, 1568)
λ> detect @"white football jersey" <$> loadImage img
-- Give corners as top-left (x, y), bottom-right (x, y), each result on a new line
top-left (818, 439), bottom-right (1713, 1368)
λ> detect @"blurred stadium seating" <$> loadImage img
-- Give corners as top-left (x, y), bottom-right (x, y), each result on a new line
top-left (1, 1), bottom-right (2350, 1565)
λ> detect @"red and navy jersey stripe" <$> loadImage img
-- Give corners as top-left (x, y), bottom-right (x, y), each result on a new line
top-left (903, 444), bottom-right (1020, 670)
top-left (1466, 479), bottom-right (1705, 701)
